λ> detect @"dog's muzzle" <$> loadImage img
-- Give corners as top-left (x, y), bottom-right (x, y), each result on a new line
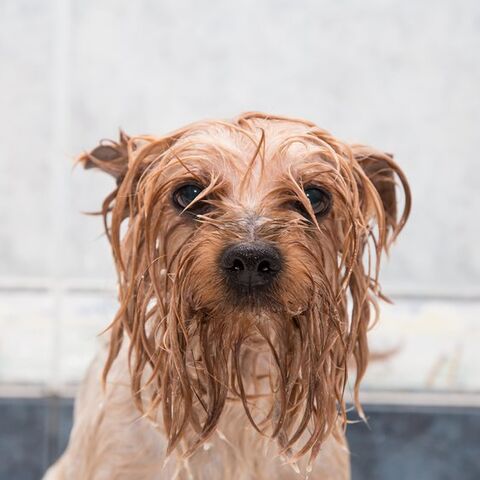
top-left (220, 242), bottom-right (282, 293)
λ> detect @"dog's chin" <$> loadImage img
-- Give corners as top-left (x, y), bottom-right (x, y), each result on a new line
top-left (225, 288), bottom-right (284, 313)
top-left (220, 278), bottom-right (310, 313)
top-left (195, 286), bottom-right (311, 321)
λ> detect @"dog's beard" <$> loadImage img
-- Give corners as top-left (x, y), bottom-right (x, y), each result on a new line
top-left (133, 265), bottom-right (350, 466)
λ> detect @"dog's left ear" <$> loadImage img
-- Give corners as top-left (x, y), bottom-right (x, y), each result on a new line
top-left (352, 145), bottom-right (411, 241)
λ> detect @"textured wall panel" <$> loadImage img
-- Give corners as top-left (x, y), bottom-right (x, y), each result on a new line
top-left (1, 0), bottom-right (480, 290)
top-left (0, 1), bottom-right (54, 278)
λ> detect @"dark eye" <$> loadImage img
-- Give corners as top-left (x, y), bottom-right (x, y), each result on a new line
top-left (304, 186), bottom-right (332, 217)
top-left (172, 184), bottom-right (207, 213)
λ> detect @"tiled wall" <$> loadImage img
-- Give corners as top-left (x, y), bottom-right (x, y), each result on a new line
top-left (2, 292), bottom-right (480, 393)
top-left (1, 1), bottom-right (480, 388)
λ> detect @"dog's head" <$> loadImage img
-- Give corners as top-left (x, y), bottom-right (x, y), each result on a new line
top-left (80, 112), bottom-right (410, 463)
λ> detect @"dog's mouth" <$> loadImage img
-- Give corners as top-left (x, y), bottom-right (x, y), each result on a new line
top-left (224, 283), bottom-right (283, 312)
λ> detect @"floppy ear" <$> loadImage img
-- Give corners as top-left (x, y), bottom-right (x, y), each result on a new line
top-left (352, 145), bottom-right (411, 242)
top-left (78, 130), bottom-right (131, 184)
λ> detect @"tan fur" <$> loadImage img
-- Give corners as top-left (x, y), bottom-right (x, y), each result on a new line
top-left (44, 112), bottom-right (410, 479)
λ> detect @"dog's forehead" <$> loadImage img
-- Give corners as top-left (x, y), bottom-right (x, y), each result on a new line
top-left (167, 118), bottom-right (331, 186)
top-left (186, 118), bottom-right (317, 157)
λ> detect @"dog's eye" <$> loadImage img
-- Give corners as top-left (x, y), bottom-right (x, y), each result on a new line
top-left (304, 186), bottom-right (332, 217)
top-left (173, 184), bottom-right (206, 212)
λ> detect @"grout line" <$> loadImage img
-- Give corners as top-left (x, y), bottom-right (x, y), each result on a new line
top-left (1, 384), bottom-right (480, 408)
top-left (45, 395), bottom-right (61, 469)
top-left (2, 279), bottom-right (480, 302)
top-left (0, 278), bottom-right (116, 293)
top-left (0, 384), bottom-right (78, 399)
top-left (358, 390), bottom-right (480, 409)
top-left (48, 0), bottom-right (72, 391)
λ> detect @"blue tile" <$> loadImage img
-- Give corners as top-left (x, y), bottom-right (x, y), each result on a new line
top-left (0, 398), bottom-right (49, 480)
top-left (48, 397), bottom-right (74, 466)
top-left (2, 397), bottom-right (480, 479)
top-left (348, 405), bottom-right (480, 480)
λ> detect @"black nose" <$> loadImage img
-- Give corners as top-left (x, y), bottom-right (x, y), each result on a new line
top-left (220, 242), bottom-right (282, 289)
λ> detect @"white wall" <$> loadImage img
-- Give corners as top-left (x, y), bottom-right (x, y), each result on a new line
top-left (1, 0), bottom-right (479, 389)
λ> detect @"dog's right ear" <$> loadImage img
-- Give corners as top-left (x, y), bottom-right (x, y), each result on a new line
top-left (78, 131), bottom-right (131, 184)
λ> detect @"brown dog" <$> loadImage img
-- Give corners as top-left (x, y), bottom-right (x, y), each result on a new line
top-left (44, 112), bottom-right (410, 479)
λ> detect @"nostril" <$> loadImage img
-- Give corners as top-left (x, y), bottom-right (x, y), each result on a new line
top-left (257, 260), bottom-right (272, 273)
top-left (231, 258), bottom-right (245, 271)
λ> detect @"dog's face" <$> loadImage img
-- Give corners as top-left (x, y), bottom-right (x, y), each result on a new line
top-left (82, 113), bottom-right (410, 462)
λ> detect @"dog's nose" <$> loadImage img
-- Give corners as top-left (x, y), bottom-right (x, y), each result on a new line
top-left (220, 242), bottom-right (282, 289)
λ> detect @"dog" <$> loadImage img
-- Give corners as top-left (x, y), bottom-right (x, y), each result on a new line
top-left (44, 112), bottom-right (410, 479)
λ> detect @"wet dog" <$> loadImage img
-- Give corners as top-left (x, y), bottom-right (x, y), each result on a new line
top-left (44, 112), bottom-right (410, 479)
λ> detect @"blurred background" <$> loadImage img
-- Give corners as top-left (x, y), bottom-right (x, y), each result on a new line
top-left (1, 0), bottom-right (479, 479)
